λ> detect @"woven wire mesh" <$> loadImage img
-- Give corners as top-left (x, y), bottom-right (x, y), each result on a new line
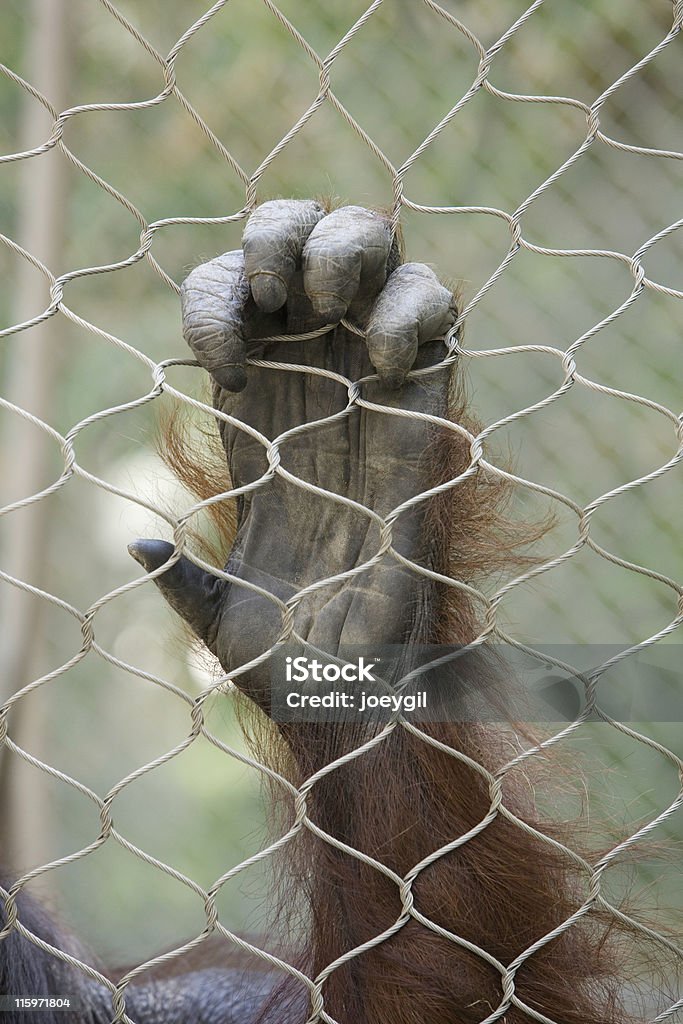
top-left (1, 1), bottom-right (682, 1022)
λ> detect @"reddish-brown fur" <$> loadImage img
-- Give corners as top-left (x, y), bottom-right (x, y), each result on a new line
top-left (161, 369), bottom-right (661, 1024)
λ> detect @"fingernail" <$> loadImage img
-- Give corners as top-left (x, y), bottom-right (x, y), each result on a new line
top-left (250, 272), bottom-right (287, 313)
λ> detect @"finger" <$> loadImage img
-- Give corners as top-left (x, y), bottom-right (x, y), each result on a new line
top-left (365, 263), bottom-right (457, 389)
top-left (181, 251), bottom-right (250, 393)
top-left (128, 539), bottom-right (225, 650)
top-left (302, 206), bottom-right (392, 323)
top-left (242, 199), bottom-right (326, 313)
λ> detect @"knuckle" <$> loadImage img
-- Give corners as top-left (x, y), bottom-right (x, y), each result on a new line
top-left (184, 317), bottom-right (225, 341)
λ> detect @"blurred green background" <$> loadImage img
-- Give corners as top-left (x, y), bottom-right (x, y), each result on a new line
top-left (0, 0), bottom-right (681, 974)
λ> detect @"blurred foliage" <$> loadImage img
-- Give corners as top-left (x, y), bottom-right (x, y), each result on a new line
top-left (1, 0), bottom-right (681, 965)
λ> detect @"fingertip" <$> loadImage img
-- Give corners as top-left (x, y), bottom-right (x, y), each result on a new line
top-left (249, 271), bottom-right (288, 313)
top-left (242, 200), bottom-right (325, 314)
top-left (365, 320), bottom-right (418, 389)
top-left (128, 538), bottom-right (175, 573)
top-left (364, 263), bottom-right (455, 384)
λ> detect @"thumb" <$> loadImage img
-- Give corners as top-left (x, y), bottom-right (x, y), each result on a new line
top-left (128, 539), bottom-right (225, 650)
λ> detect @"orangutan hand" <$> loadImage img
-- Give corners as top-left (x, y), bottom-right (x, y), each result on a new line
top-left (129, 200), bottom-right (457, 707)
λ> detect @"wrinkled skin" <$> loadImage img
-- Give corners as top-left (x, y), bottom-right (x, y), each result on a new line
top-left (129, 200), bottom-right (457, 703)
